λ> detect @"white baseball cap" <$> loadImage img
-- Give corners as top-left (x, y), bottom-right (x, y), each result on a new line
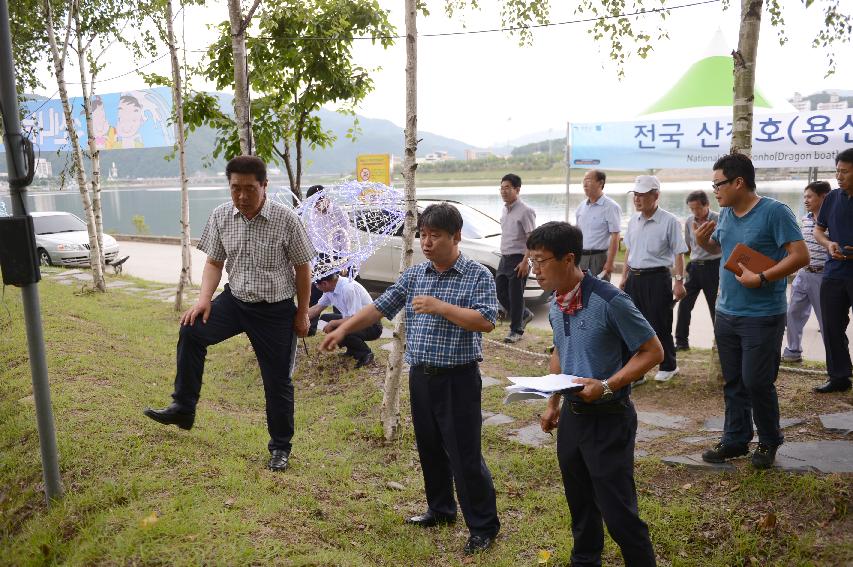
top-left (632, 175), bottom-right (661, 194)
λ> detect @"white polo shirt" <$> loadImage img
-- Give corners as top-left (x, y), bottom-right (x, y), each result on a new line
top-left (624, 207), bottom-right (688, 269)
top-left (575, 195), bottom-right (622, 251)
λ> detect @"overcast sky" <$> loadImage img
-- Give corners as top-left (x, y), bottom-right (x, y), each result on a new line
top-left (34, 0), bottom-right (853, 148)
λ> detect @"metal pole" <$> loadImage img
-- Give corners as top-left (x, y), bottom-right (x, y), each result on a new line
top-left (808, 166), bottom-right (818, 184)
top-left (564, 121), bottom-right (571, 222)
top-left (0, 0), bottom-right (64, 503)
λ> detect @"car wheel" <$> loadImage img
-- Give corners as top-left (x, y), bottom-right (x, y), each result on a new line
top-left (38, 248), bottom-right (53, 267)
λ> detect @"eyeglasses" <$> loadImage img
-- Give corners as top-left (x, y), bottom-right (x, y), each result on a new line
top-left (528, 256), bottom-right (556, 269)
top-left (711, 178), bottom-right (736, 191)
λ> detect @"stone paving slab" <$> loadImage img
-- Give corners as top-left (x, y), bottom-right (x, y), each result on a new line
top-left (662, 454), bottom-right (736, 471)
top-left (481, 411), bottom-right (515, 427)
top-left (635, 450), bottom-right (649, 458)
top-left (702, 416), bottom-right (806, 432)
top-left (481, 375), bottom-right (502, 388)
top-left (636, 427), bottom-right (668, 442)
top-left (508, 423), bottom-right (554, 448)
top-left (819, 411), bottom-right (853, 435)
top-left (54, 279), bottom-right (73, 286)
top-left (380, 327), bottom-right (394, 339)
top-left (775, 441), bottom-right (853, 473)
top-left (52, 269), bottom-right (84, 276)
top-left (72, 273), bottom-right (94, 282)
top-left (637, 411), bottom-right (690, 430)
top-left (663, 441), bottom-right (853, 473)
top-left (106, 280), bottom-right (133, 288)
top-left (380, 342), bottom-right (395, 352)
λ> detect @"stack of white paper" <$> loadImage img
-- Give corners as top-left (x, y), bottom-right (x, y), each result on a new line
top-left (504, 374), bottom-right (585, 404)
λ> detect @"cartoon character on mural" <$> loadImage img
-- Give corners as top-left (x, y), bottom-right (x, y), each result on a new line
top-left (90, 96), bottom-right (114, 149)
top-left (108, 90), bottom-right (173, 150)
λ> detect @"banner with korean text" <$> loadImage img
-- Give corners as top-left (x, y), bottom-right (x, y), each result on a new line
top-left (571, 108), bottom-right (852, 170)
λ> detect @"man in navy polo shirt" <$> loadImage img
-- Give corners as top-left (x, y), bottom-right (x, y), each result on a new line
top-left (813, 148), bottom-right (853, 393)
top-left (534, 221), bottom-right (663, 567)
top-left (320, 203), bottom-right (500, 556)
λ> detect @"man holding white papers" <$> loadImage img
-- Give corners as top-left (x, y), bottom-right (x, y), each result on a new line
top-left (530, 221), bottom-right (663, 567)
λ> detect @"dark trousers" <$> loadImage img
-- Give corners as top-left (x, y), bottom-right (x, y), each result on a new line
top-left (408, 363), bottom-right (500, 537)
top-left (173, 285), bottom-right (298, 453)
top-left (308, 284), bottom-right (324, 335)
top-left (820, 277), bottom-right (853, 385)
top-left (320, 313), bottom-right (382, 360)
top-left (496, 253), bottom-right (531, 334)
top-left (625, 271), bottom-right (677, 371)
top-left (715, 312), bottom-right (785, 448)
top-left (675, 259), bottom-right (719, 346)
top-left (557, 400), bottom-right (656, 567)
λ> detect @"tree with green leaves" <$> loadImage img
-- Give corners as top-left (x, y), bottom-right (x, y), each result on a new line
top-left (184, 0), bottom-right (395, 200)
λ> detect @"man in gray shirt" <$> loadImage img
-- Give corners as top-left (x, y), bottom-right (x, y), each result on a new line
top-left (575, 169), bottom-right (622, 281)
top-left (619, 175), bottom-right (688, 383)
top-left (497, 173), bottom-right (537, 343)
top-left (675, 190), bottom-right (721, 351)
top-left (144, 156), bottom-right (316, 472)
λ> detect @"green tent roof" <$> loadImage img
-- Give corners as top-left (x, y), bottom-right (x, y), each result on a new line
top-left (644, 55), bottom-right (772, 114)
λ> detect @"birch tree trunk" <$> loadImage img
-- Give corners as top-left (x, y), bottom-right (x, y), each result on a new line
top-left (380, 0), bottom-right (417, 442)
top-left (227, 0), bottom-right (257, 155)
top-left (43, 0), bottom-right (106, 292)
top-left (708, 0), bottom-right (763, 382)
top-left (167, 0), bottom-right (192, 311)
top-left (731, 0), bottom-right (762, 157)
top-left (73, 11), bottom-right (106, 277)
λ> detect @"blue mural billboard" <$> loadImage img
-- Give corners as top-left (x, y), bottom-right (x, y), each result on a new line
top-left (9, 87), bottom-right (175, 152)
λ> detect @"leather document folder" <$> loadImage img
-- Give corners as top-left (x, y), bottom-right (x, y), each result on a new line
top-left (723, 243), bottom-right (777, 276)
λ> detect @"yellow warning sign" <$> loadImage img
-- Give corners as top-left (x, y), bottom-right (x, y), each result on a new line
top-left (355, 154), bottom-right (391, 186)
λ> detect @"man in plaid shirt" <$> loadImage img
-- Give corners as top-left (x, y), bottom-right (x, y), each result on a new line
top-left (144, 156), bottom-right (315, 472)
top-left (321, 203), bottom-right (501, 555)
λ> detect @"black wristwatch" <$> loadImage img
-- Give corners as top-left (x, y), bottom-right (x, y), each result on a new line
top-left (758, 272), bottom-right (769, 287)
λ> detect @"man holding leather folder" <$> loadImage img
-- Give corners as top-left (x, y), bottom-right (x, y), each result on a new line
top-left (694, 153), bottom-right (809, 469)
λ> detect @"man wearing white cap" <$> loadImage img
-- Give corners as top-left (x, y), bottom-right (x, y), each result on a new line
top-left (619, 175), bottom-right (688, 383)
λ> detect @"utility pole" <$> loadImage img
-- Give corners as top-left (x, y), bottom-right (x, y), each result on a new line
top-left (0, 0), bottom-right (64, 504)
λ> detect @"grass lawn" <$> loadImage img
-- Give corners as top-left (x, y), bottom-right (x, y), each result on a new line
top-left (1, 276), bottom-right (851, 566)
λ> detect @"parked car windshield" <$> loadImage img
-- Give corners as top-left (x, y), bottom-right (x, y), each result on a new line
top-left (452, 203), bottom-right (501, 239)
top-left (33, 214), bottom-right (87, 235)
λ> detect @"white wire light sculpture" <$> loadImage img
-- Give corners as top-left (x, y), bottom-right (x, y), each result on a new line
top-left (292, 181), bottom-right (406, 281)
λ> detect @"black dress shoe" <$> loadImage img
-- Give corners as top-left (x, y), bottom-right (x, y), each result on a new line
top-left (814, 380), bottom-right (852, 394)
top-left (355, 352), bottom-right (375, 369)
top-left (268, 450), bottom-right (290, 471)
top-left (463, 534), bottom-right (495, 555)
top-left (143, 403), bottom-right (195, 430)
top-left (675, 344), bottom-right (690, 352)
top-left (404, 511), bottom-right (456, 527)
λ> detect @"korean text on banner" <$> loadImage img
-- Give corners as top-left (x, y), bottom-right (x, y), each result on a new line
top-left (356, 154), bottom-right (391, 186)
top-left (571, 108), bottom-right (853, 170)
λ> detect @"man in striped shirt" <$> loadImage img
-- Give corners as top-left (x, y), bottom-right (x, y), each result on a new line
top-left (320, 203), bottom-right (501, 555)
top-left (782, 181), bottom-right (831, 363)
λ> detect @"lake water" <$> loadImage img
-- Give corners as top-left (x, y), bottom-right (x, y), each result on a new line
top-left (1, 179), bottom-right (819, 237)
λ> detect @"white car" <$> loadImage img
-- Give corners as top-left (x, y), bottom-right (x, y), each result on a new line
top-left (355, 199), bottom-right (548, 303)
top-left (32, 212), bottom-right (120, 267)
